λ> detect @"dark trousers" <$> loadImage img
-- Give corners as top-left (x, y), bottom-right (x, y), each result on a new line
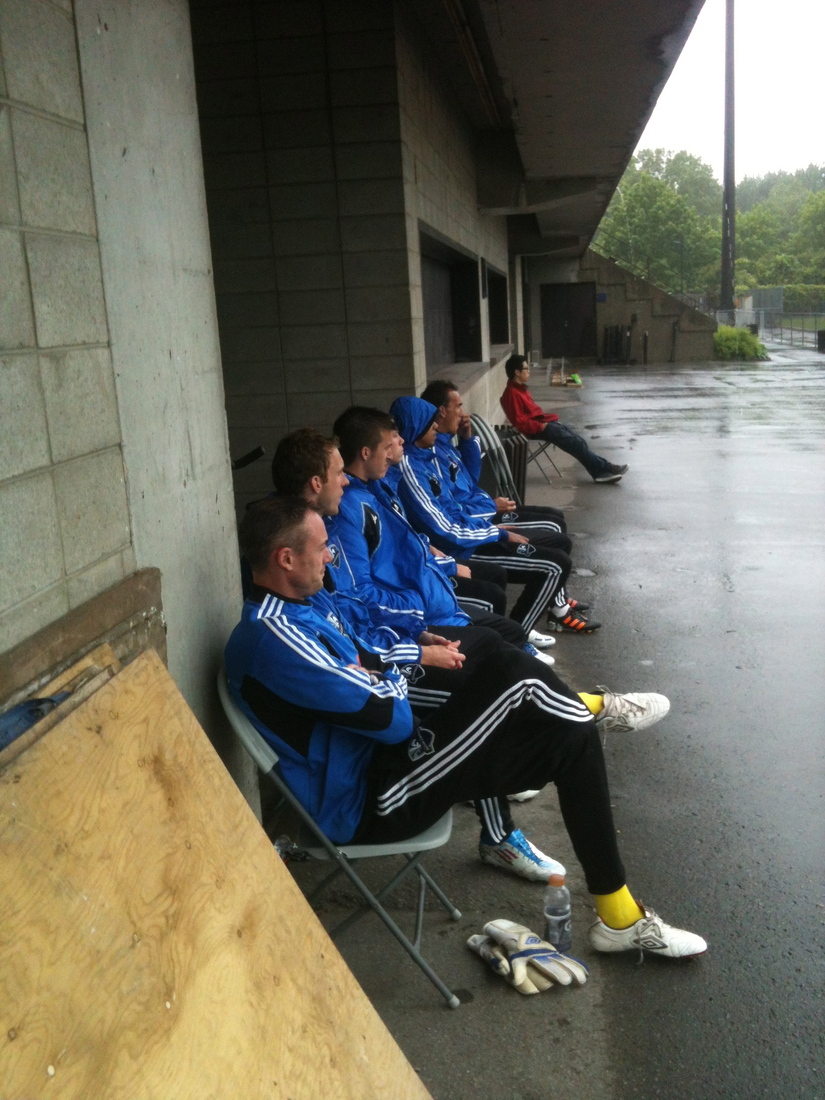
top-left (454, 559), bottom-right (508, 616)
top-left (357, 632), bottom-right (626, 896)
top-left (445, 606), bottom-right (527, 653)
top-left (534, 422), bottom-right (613, 479)
top-left (470, 542), bottom-right (572, 630)
top-left (496, 504), bottom-right (567, 533)
top-left (495, 507), bottom-right (572, 554)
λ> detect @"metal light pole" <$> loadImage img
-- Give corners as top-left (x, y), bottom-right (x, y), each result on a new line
top-left (720, 0), bottom-right (736, 312)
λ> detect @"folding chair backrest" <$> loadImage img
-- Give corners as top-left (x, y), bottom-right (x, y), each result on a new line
top-left (217, 671), bottom-right (279, 773)
top-left (469, 414), bottom-right (523, 506)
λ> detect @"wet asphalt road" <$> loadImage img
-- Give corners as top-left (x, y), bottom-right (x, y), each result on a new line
top-left (557, 349), bottom-right (825, 1098)
top-left (294, 350), bottom-right (824, 1099)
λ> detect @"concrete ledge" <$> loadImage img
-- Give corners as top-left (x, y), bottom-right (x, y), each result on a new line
top-left (425, 344), bottom-right (513, 422)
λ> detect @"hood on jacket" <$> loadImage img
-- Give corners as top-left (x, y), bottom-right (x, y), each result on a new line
top-left (390, 395), bottom-right (438, 448)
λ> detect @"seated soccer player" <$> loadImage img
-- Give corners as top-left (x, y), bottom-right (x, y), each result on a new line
top-left (391, 395), bottom-right (600, 634)
top-left (225, 497), bottom-right (707, 960)
top-left (420, 378), bottom-right (571, 548)
top-left (501, 355), bottom-right (628, 484)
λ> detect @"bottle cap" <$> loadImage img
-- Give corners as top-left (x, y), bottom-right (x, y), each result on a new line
top-left (547, 873), bottom-right (565, 886)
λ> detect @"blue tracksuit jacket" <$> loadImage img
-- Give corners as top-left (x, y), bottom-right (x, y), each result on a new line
top-left (390, 396), bottom-right (508, 557)
top-left (225, 583), bottom-right (416, 843)
top-left (327, 474), bottom-right (470, 635)
top-left (434, 432), bottom-right (498, 519)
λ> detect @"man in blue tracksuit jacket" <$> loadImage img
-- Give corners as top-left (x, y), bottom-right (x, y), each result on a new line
top-left (421, 378), bottom-right (573, 550)
top-left (390, 396), bottom-right (583, 634)
top-left (224, 494), bottom-right (708, 962)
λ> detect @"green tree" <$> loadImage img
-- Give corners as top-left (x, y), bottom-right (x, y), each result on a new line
top-left (594, 152), bottom-right (825, 299)
top-left (790, 190), bottom-right (825, 283)
top-left (737, 203), bottom-right (783, 277)
top-left (595, 151), bottom-right (721, 294)
top-left (632, 149), bottom-right (722, 217)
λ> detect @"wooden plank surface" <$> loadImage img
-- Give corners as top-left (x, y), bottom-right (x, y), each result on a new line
top-left (0, 645), bottom-right (122, 770)
top-left (0, 650), bottom-right (432, 1100)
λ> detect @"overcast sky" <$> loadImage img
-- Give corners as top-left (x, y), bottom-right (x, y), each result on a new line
top-left (635, 0), bottom-right (825, 182)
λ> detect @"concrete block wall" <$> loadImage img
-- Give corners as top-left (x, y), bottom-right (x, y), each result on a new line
top-left (579, 250), bottom-right (716, 363)
top-left (0, 0), bottom-right (134, 654)
top-left (191, 0), bottom-right (419, 514)
top-left (395, 5), bottom-right (510, 393)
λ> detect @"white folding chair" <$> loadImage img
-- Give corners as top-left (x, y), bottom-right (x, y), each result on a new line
top-left (217, 668), bottom-right (462, 1008)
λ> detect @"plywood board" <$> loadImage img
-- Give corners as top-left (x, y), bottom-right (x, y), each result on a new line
top-left (0, 649), bottom-right (432, 1100)
top-left (0, 646), bottom-right (122, 770)
top-left (0, 568), bottom-right (163, 707)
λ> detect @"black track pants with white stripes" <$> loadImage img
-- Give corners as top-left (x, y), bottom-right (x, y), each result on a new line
top-left (401, 624), bottom-right (524, 842)
top-left (454, 574), bottom-right (508, 617)
top-left (459, 605), bottom-right (527, 647)
top-left (495, 506), bottom-right (572, 554)
top-left (469, 542), bottom-right (572, 632)
top-left (496, 504), bottom-right (567, 533)
top-left (356, 636), bottom-right (627, 896)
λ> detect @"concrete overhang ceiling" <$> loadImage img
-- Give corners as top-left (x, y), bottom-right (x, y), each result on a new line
top-left (408, 0), bottom-right (706, 257)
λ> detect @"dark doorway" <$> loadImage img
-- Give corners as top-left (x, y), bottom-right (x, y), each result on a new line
top-left (487, 269), bottom-right (509, 344)
top-left (540, 282), bottom-right (597, 357)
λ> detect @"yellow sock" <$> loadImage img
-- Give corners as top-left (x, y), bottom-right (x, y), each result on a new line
top-left (594, 885), bottom-right (645, 929)
top-left (578, 691), bottom-right (604, 716)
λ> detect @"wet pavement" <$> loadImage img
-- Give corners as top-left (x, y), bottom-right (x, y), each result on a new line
top-left (290, 349), bottom-right (825, 1099)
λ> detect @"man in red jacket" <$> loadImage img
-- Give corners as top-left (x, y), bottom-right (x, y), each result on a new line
top-left (501, 355), bottom-right (628, 484)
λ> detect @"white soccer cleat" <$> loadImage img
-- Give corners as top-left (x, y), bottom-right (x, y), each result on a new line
top-left (532, 650), bottom-right (555, 668)
top-left (589, 906), bottom-right (707, 959)
top-left (507, 789), bottom-right (541, 802)
top-left (479, 829), bottom-right (565, 882)
top-left (528, 629), bottom-right (556, 649)
top-left (595, 687), bottom-right (670, 733)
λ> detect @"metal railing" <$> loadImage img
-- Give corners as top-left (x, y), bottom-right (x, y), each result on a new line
top-left (758, 312), bottom-right (824, 349)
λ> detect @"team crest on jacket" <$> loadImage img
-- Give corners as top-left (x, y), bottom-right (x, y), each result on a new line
top-left (399, 663), bottom-right (425, 684)
top-left (428, 475), bottom-right (441, 496)
top-left (408, 726), bottom-right (436, 761)
top-left (501, 511), bottom-right (518, 522)
top-left (516, 542), bottom-right (536, 557)
top-left (449, 460), bottom-right (459, 483)
top-left (326, 611), bottom-right (346, 634)
top-left (328, 542), bottom-right (341, 567)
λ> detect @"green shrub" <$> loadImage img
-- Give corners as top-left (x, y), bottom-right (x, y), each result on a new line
top-left (713, 325), bottom-right (770, 360)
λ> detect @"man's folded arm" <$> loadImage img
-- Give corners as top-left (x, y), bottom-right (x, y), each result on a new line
top-left (247, 622), bottom-right (413, 742)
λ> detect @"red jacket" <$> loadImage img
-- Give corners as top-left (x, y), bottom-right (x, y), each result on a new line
top-left (500, 379), bottom-right (559, 436)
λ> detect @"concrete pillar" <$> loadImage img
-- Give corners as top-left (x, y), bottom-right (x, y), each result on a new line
top-left (74, 0), bottom-right (257, 808)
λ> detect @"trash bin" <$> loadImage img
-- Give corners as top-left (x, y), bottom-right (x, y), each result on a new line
top-left (818, 330), bottom-right (825, 353)
top-left (748, 323), bottom-right (759, 336)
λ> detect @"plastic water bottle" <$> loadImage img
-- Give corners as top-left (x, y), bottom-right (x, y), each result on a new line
top-left (543, 873), bottom-right (572, 952)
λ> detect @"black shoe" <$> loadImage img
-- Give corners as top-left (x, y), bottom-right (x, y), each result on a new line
top-left (567, 597), bottom-right (591, 611)
top-left (551, 611), bottom-right (602, 633)
top-left (593, 464), bottom-right (628, 484)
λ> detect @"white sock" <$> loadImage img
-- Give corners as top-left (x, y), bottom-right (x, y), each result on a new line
top-left (551, 603), bottom-right (570, 619)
